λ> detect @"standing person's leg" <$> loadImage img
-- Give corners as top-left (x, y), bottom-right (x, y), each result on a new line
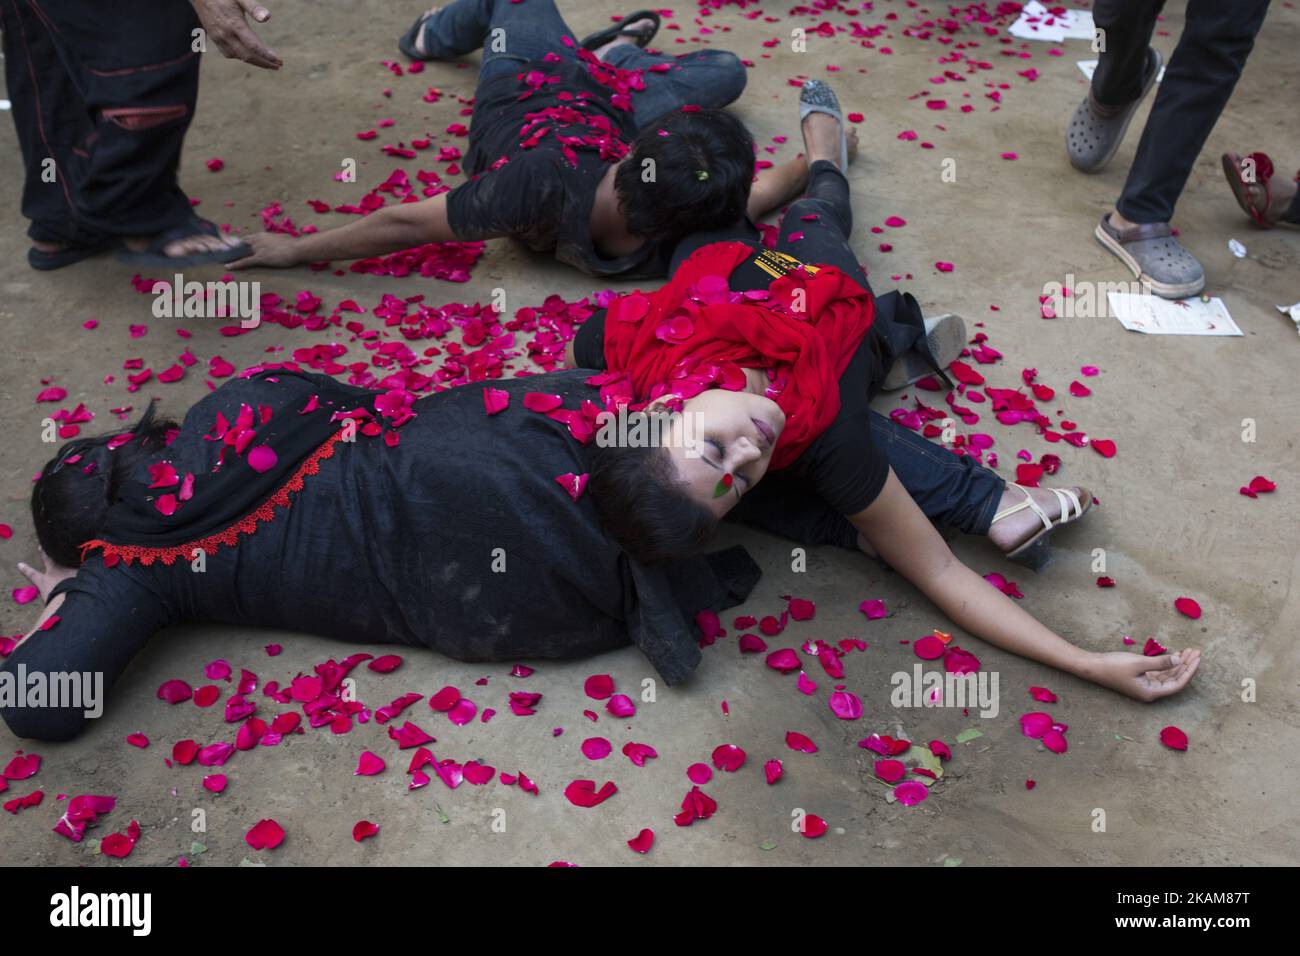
top-left (1066, 0), bottom-right (1164, 174)
top-left (1090, 0), bottom-right (1164, 107)
top-left (38, 0), bottom-right (235, 254)
top-left (1092, 0), bottom-right (1271, 298)
top-left (1116, 0), bottom-right (1272, 225)
top-left (603, 44), bottom-right (748, 127)
top-left (0, 0), bottom-right (111, 264)
top-left (400, 0), bottom-right (583, 79)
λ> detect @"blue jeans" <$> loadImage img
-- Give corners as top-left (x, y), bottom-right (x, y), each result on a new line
top-left (415, 0), bottom-right (747, 126)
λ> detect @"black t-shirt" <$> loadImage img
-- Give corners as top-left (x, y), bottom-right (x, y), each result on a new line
top-left (573, 244), bottom-right (889, 516)
top-left (446, 61), bottom-right (669, 279)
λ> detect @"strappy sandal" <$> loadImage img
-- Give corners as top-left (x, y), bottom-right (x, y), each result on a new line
top-left (798, 79), bottom-right (849, 172)
top-left (113, 215), bottom-right (250, 268)
top-left (1221, 151), bottom-right (1300, 230)
top-left (580, 11), bottom-right (662, 51)
top-left (1066, 46), bottom-right (1162, 174)
top-left (993, 483), bottom-right (1091, 571)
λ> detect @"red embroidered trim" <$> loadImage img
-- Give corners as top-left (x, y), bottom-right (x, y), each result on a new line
top-left (80, 430), bottom-right (346, 567)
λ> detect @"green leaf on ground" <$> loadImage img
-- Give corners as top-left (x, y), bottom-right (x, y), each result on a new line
top-left (955, 728), bottom-right (983, 744)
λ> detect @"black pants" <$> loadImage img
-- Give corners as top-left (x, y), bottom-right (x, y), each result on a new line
top-left (1092, 0), bottom-right (1272, 224)
top-left (0, 0), bottom-right (202, 244)
top-left (671, 161), bottom-right (1006, 545)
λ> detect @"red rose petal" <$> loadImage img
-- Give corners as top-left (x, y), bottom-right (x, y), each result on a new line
top-left (1159, 726), bottom-right (1188, 751)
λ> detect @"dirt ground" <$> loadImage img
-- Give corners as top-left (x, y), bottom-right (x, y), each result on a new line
top-left (1, 1), bottom-right (1297, 867)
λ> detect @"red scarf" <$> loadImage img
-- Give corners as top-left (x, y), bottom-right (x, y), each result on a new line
top-left (601, 241), bottom-right (875, 470)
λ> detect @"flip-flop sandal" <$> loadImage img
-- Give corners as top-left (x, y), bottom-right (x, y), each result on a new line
top-left (28, 240), bottom-right (112, 272)
top-left (398, 8), bottom-right (441, 60)
top-left (881, 312), bottom-right (967, 391)
top-left (1066, 46), bottom-right (1163, 174)
top-left (994, 484), bottom-right (1091, 572)
top-left (114, 216), bottom-right (251, 268)
top-left (1094, 213), bottom-right (1204, 300)
top-left (798, 79), bottom-right (849, 172)
top-left (1221, 151), bottom-right (1300, 230)
top-left (580, 10), bottom-right (662, 51)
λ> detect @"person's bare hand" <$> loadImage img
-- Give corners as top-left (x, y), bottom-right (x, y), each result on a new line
top-left (17, 551), bottom-right (77, 605)
top-left (1087, 649), bottom-right (1202, 702)
top-left (228, 232), bottom-right (303, 269)
top-left (192, 0), bottom-right (282, 70)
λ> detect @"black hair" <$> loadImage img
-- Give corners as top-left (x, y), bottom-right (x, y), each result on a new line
top-left (587, 414), bottom-right (719, 564)
top-left (31, 401), bottom-right (176, 567)
top-left (614, 107), bottom-right (755, 245)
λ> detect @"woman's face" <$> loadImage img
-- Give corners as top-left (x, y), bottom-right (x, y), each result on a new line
top-left (659, 388), bottom-right (786, 517)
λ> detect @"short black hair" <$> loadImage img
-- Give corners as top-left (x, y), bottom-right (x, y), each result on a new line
top-left (614, 107), bottom-right (755, 244)
top-left (587, 423), bottom-right (718, 564)
top-left (31, 402), bottom-right (175, 567)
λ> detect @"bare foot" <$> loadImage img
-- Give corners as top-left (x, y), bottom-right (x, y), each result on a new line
top-left (123, 231), bottom-right (245, 259)
top-left (593, 17), bottom-right (656, 61)
top-left (412, 7), bottom-right (441, 58)
top-left (988, 484), bottom-right (1091, 553)
top-left (31, 239), bottom-right (68, 254)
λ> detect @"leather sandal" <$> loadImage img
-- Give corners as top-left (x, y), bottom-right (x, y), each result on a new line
top-left (993, 484), bottom-right (1091, 571)
top-left (580, 11), bottom-right (662, 52)
top-left (113, 215), bottom-right (250, 268)
top-left (28, 240), bottom-right (112, 272)
top-left (1221, 151), bottom-right (1300, 229)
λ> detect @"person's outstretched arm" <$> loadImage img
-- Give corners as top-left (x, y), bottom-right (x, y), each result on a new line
top-left (229, 192), bottom-right (482, 269)
top-left (2, 554), bottom-right (174, 741)
top-left (849, 470), bottom-right (1201, 701)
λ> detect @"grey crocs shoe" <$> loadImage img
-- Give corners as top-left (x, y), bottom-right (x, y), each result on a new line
top-left (799, 79), bottom-right (849, 171)
top-left (1066, 47), bottom-right (1163, 174)
top-left (1094, 214), bottom-right (1205, 299)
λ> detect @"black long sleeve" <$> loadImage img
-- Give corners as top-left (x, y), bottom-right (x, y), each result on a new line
top-left (0, 565), bottom-right (175, 741)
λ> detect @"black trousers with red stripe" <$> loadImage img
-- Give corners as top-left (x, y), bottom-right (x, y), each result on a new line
top-left (1, 0), bottom-right (202, 244)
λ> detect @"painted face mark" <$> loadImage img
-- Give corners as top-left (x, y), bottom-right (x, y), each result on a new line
top-left (713, 473), bottom-right (735, 499)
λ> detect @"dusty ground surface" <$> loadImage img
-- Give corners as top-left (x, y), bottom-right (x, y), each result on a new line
top-left (1, 0), bottom-right (1297, 868)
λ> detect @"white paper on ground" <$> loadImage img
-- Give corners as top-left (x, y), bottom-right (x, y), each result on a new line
top-left (1276, 302), bottom-right (1300, 336)
top-left (1077, 60), bottom-right (1166, 82)
top-left (1108, 292), bottom-right (1243, 336)
top-left (1009, 1), bottom-right (1095, 42)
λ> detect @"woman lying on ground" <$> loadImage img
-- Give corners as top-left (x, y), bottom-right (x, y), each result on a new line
top-left (229, 0), bottom-right (817, 280)
top-left (576, 80), bottom-right (1202, 704)
top-left (1, 368), bottom-right (765, 742)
